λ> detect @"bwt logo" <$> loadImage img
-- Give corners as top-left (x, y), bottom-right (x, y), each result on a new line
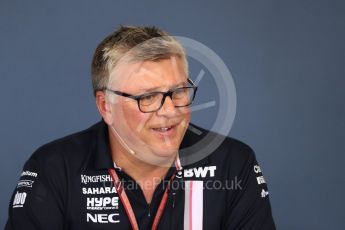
top-left (87, 213), bottom-right (120, 223)
top-left (180, 166), bottom-right (217, 178)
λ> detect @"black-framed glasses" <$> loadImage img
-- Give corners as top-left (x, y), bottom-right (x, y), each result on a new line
top-left (105, 78), bottom-right (198, 113)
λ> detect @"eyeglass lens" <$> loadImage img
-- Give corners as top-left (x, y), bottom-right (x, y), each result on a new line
top-left (139, 87), bottom-right (194, 112)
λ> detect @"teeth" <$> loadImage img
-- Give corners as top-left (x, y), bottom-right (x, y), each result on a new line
top-left (154, 127), bottom-right (171, 131)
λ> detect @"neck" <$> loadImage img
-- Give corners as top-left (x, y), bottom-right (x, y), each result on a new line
top-left (108, 128), bottom-right (176, 204)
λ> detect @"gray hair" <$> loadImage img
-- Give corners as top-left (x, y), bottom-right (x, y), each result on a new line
top-left (91, 25), bottom-right (188, 96)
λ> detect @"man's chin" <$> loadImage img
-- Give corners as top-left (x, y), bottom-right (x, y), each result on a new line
top-left (141, 146), bottom-right (178, 166)
top-left (154, 149), bottom-right (178, 158)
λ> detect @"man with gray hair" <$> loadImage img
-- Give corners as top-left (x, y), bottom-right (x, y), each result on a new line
top-left (6, 26), bottom-right (275, 229)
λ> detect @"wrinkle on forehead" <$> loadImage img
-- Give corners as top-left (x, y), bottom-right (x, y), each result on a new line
top-left (107, 56), bottom-right (186, 92)
top-left (170, 56), bottom-right (182, 80)
top-left (107, 60), bottom-right (144, 89)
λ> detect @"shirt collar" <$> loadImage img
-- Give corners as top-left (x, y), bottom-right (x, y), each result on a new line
top-left (93, 120), bottom-right (114, 170)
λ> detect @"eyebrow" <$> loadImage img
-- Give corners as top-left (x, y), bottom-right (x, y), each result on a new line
top-left (140, 81), bottom-right (188, 93)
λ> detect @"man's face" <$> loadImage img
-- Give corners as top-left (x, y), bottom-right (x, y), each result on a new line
top-left (107, 56), bottom-right (191, 164)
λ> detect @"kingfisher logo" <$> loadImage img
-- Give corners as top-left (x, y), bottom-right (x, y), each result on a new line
top-left (81, 174), bottom-right (112, 185)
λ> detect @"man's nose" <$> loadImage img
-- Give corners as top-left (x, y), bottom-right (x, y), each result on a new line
top-left (157, 95), bottom-right (176, 116)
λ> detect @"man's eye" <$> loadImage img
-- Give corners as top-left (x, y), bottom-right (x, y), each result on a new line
top-left (140, 93), bottom-right (159, 105)
top-left (174, 88), bottom-right (188, 97)
top-left (175, 88), bottom-right (187, 93)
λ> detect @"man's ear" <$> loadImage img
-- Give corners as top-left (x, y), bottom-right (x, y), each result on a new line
top-left (95, 91), bottom-right (113, 125)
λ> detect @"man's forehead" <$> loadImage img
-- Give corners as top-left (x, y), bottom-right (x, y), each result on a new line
top-left (108, 57), bottom-right (186, 92)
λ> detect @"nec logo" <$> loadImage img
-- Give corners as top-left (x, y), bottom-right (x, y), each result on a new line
top-left (179, 166), bottom-right (217, 178)
top-left (86, 213), bottom-right (120, 223)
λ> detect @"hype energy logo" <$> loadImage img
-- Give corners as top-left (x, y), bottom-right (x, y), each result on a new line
top-left (86, 197), bottom-right (119, 210)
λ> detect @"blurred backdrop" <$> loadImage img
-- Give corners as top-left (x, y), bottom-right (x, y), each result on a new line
top-left (1, 0), bottom-right (344, 229)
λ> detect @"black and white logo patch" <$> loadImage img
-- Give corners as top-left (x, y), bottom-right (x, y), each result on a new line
top-left (86, 213), bottom-right (120, 224)
top-left (182, 166), bottom-right (217, 179)
top-left (17, 180), bottom-right (34, 188)
top-left (254, 165), bottom-right (262, 174)
top-left (20, 170), bottom-right (38, 178)
top-left (261, 189), bottom-right (269, 198)
top-left (81, 174), bottom-right (112, 185)
top-left (82, 186), bottom-right (117, 195)
top-left (86, 196), bottom-right (119, 211)
top-left (256, 176), bottom-right (266, 185)
top-left (13, 192), bottom-right (27, 208)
